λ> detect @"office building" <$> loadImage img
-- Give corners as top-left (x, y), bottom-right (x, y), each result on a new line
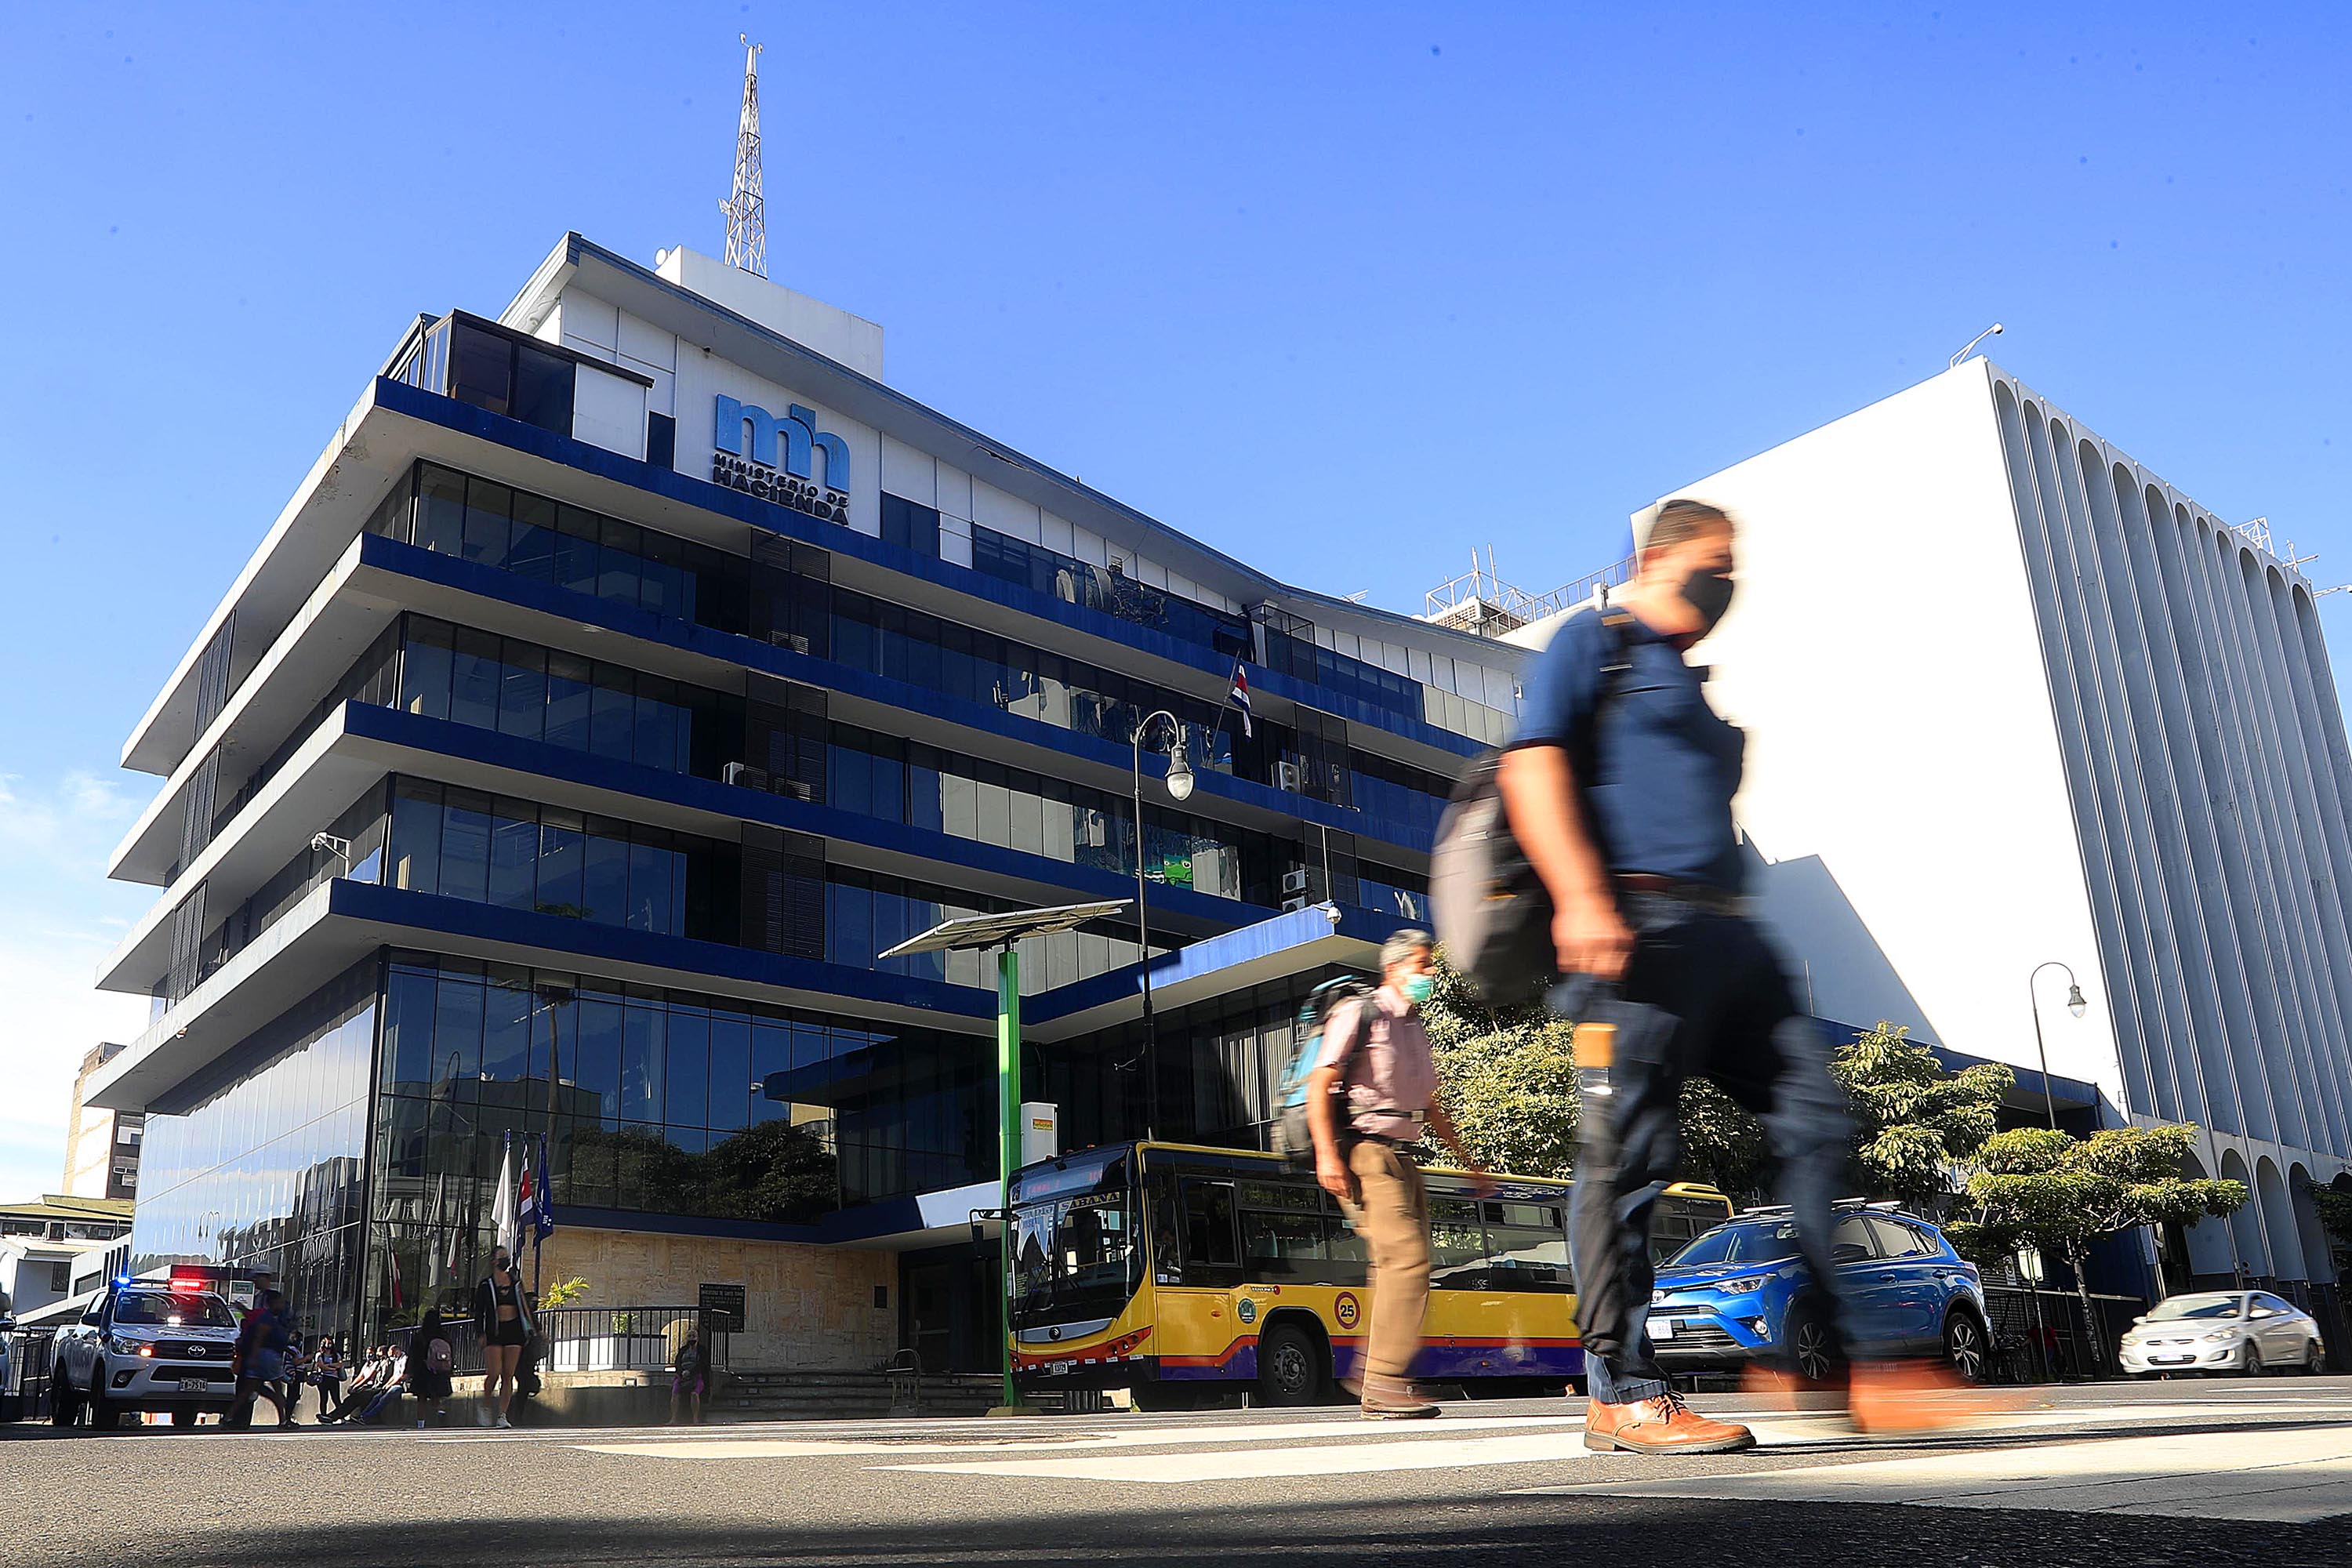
top-left (89, 236), bottom-right (1524, 1358)
top-left (1606, 358), bottom-right (2352, 1297)
top-left (61, 1042), bottom-right (143, 1200)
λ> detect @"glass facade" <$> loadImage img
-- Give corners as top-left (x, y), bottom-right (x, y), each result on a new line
top-left (971, 524), bottom-right (1254, 659)
top-left (129, 961), bottom-right (376, 1339)
top-left (365, 459), bottom-right (1482, 784)
top-left (1041, 971), bottom-right (1348, 1156)
top-left (375, 952), bottom-right (991, 1266)
top-left (129, 423), bottom-right (1496, 1352)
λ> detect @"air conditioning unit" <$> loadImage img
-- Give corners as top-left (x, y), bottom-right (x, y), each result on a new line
top-left (1281, 896), bottom-right (1309, 913)
top-left (724, 762), bottom-right (769, 791)
top-left (778, 779), bottom-right (815, 802)
top-left (1281, 869), bottom-right (1311, 898)
top-left (1273, 760), bottom-right (1305, 793)
top-left (770, 631), bottom-right (810, 654)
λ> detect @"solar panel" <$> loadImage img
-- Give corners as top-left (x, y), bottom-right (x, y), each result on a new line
top-left (876, 898), bottom-right (1132, 958)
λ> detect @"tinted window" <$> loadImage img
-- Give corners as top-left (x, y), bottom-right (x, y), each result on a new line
top-left (1831, 1215), bottom-right (1877, 1264)
top-left (1666, 1221), bottom-right (1802, 1268)
top-left (113, 1290), bottom-right (237, 1328)
top-left (1867, 1217), bottom-right (1936, 1258)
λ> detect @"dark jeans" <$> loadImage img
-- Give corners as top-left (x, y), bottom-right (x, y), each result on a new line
top-left (1560, 893), bottom-right (1857, 1406)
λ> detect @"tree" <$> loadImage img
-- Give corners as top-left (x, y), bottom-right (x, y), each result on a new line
top-left (2306, 1180), bottom-right (2352, 1281)
top-left (1947, 1123), bottom-right (2248, 1370)
top-left (1831, 1022), bottom-right (2013, 1208)
top-left (1421, 955), bottom-right (1767, 1192)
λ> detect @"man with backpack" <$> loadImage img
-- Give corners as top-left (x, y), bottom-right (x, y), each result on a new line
top-left (1497, 498), bottom-right (1969, 1454)
top-left (1305, 927), bottom-right (1490, 1419)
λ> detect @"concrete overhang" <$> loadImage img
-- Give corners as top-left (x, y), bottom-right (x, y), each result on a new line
top-left (86, 879), bottom-right (1001, 1115)
top-left (1020, 902), bottom-right (1383, 1044)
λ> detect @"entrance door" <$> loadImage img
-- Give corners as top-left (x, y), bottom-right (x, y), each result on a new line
top-left (904, 1261), bottom-right (956, 1374)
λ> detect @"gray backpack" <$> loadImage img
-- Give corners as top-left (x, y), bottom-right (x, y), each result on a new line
top-left (1432, 608), bottom-right (1634, 1000)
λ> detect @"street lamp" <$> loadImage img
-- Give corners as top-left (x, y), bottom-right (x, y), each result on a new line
top-left (880, 898), bottom-right (1130, 1413)
top-left (1127, 710), bottom-right (1192, 1138)
top-left (2027, 960), bottom-right (2089, 1131)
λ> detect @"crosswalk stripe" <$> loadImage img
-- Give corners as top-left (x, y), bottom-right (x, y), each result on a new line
top-left (1513, 1425), bottom-right (2352, 1523)
top-left (887, 1430), bottom-right (1605, 1483)
top-left (579, 1414), bottom-right (1594, 1460)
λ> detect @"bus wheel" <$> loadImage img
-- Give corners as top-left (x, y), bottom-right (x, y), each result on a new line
top-left (1256, 1323), bottom-right (1327, 1407)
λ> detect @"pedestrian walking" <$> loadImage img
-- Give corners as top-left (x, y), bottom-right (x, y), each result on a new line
top-left (474, 1245), bottom-right (533, 1428)
top-left (407, 1308), bottom-right (455, 1428)
top-left (224, 1290), bottom-right (296, 1429)
top-left (1497, 497), bottom-right (1975, 1452)
top-left (671, 1324), bottom-right (708, 1425)
top-left (1305, 927), bottom-right (1492, 1418)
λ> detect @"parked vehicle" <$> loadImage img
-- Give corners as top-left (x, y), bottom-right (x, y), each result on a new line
top-left (1648, 1201), bottom-right (1993, 1383)
top-left (51, 1279), bottom-right (242, 1428)
top-left (2118, 1290), bottom-right (2325, 1377)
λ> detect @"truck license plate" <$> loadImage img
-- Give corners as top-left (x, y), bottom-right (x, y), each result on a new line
top-left (177, 1377), bottom-right (211, 1392)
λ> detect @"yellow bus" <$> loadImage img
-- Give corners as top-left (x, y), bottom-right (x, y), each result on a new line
top-left (1008, 1139), bottom-right (1734, 1409)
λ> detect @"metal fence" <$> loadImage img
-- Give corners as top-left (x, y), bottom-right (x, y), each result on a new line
top-left (388, 1305), bottom-right (715, 1377)
top-left (1983, 1285), bottom-right (2147, 1381)
top-left (2, 1330), bottom-right (57, 1422)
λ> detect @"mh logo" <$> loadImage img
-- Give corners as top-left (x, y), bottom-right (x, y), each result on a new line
top-left (711, 394), bottom-right (851, 525)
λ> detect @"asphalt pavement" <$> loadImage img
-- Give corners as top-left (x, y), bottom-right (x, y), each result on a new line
top-left (8, 1377), bottom-right (2352, 1567)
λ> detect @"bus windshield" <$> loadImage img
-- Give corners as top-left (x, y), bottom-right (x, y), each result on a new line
top-left (1011, 1152), bottom-right (1138, 1329)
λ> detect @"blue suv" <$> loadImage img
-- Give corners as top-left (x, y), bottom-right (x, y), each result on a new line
top-left (1647, 1202), bottom-right (1992, 1383)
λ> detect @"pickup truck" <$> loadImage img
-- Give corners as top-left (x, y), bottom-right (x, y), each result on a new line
top-left (52, 1280), bottom-right (243, 1428)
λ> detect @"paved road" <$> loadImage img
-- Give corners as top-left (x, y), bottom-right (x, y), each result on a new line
top-left (7, 1379), bottom-right (2352, 1566)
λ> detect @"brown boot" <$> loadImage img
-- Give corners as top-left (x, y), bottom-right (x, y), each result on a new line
top-left (1584, 1390), bottom-right (1755, 1454)
top-left (1847, 1359), bottom-right (2014, 1434)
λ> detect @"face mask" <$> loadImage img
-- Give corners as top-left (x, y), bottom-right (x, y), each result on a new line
top-left (1680, 568), bottom-right (1735, 632)
top-left (1399, 974), bottom-right (1436, 1004)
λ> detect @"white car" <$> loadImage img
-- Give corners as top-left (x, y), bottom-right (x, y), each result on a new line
top-left (51, 1281), bottom-right (243, 1428)
top-left (2118, 1289), bottom-right (2326, 1377)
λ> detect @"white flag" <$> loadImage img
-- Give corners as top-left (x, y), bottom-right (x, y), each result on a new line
top-left (492, 1138), bottom-right (521, 1260)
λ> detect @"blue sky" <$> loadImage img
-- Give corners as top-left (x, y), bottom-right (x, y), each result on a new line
top-left (1, 2), bottom-right (2347, 1198)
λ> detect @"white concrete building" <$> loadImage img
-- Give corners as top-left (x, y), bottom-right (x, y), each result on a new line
top-left (1617, 358), bottom-right (2352, 1293)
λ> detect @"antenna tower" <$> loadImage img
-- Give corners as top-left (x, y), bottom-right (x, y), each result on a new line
top-left (720, 35), bottom-right (768, 278)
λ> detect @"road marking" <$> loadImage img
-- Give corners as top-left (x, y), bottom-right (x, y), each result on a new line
top-left (580, 1414), bottom-right (1594, 1460)
top-left (1515, 1425), bottom-right (2352, 1523)
top-left (888, 1430), bottom-right (1606, 1483)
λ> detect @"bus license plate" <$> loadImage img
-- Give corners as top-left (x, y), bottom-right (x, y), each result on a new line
top-left (177, 1377), bottom-right (211, 1392)
top-left (1647, 1316), bottom-right (1676, 1341)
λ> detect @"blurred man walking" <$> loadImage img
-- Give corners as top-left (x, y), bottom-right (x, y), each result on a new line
top-left (1501, 499), bottom-right (1964, 1453)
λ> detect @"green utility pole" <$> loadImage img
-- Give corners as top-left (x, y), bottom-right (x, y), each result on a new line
top-left (996, 946), bottom-right (1022, 1411)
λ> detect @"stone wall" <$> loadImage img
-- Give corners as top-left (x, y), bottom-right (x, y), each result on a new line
top-left (535, 1225), bottom-right (895, 1370)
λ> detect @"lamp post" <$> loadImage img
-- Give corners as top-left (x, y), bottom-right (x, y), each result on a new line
top-left (2027, 960), bottom-right (2088, 1131)
top-left (1126, 710), bottom-right (1193, 1142)
top-left (877, 898), bottom-right (1130, 1414)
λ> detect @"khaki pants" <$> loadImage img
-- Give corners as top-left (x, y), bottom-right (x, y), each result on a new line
top-left (1338, 1139), bottom-right (1431, 1389)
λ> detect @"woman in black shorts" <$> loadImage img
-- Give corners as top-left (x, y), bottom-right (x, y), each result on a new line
top-left (473, 1246), bottom-right (534, 1429)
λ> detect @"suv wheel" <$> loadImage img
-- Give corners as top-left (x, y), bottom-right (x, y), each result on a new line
top-left (88, 1367), bottom-right (122, 1430)
top-left (1256, 1323), bottom-right (1327, 1407)
top-left (1942, 1312), bottom-right (1989, 1385)
top-left (49, 1375), bottom-right (79, 1427)
top-left (1784, 1301), bottom-right (1842, 1386)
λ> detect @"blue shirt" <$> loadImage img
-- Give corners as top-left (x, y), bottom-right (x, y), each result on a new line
top-left (1509, 607), bottom-right (1747, 892)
